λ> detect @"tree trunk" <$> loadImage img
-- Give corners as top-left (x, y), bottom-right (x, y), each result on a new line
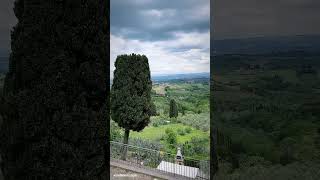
top-left (121, 129), bottom-right (130, 160)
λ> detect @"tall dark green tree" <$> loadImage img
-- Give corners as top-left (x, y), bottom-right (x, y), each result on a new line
top-left (0, 0), bottom-right (109, 179)
top-left (150, 102), bottom-right (157, 116)
top-left (169, 99), bottom-right (178, 118)
top-left (111, 54), bottom-right (152, 160)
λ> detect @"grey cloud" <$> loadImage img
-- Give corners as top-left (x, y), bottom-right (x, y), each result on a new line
top-left (213, 0), bottom-right (320, 39)
top-left (111, 0), bottom-right (210, 75)
top-left (111, 0), bottom-right (210, 41)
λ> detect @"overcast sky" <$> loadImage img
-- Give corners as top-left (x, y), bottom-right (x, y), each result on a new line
top-left (110, 0), bottom-right (210, 78)
top-left (1, 0), bottom-right (320, 67)
top-left (213, 0), bottom-right (320, 39)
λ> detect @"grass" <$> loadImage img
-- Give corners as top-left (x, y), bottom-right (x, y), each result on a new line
top-left (130, 123), bottom-right (209, 144)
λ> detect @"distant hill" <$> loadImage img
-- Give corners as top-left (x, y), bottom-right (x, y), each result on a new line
top-left (151, 72), bottom-right (209, 82)
top-left (213, 35), bottom-right (320, 55)
top-left (110, 72), bottom-right (210, 85)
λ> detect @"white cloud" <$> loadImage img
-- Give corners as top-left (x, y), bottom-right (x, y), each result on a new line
top-left (157, 31), bottom-right (210, 49)
top-left (110, 0), bottom-right (210, 79)
top-left (140, 9), bottom-right (176, 18)
top-left (110, 31), bottom-right (210, 78)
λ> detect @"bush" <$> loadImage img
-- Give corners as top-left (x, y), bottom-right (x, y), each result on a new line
top-left (165, 128), bottom-right (177, 145)
top-left (160, 135), bottom-right (165, 141)
top-left (190, 137), bottom-right (209, 153)
top-left (185, 127), bottom-right (192, 134)
top-left (183, 136), bottom-right (210, 157)
top-left (110, 120), bottom-right (122, 141)
top-left (177, 128), bottom-right (186, 136)
top-left (165, 128), bottom-right (173, 134)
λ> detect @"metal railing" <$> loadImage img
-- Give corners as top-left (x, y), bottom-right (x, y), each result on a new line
top-left (110, 141), bottom-right (210, 179)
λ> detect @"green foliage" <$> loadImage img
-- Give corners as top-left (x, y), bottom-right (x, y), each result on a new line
top-left (214, 161), bottom-right (320, 180)
top-left (185, 127), bottom-right (192, 134)
top-left (150, 101), bottom-right (158, 116)
top-left (129, 138), bottom-right (163, 150)
top-left (150, 116), bottom-right (169, 127)
top-left (183, 136), bottom-right (210, 158)
top-left (151, 82), bottom-right (209, 117)
top-left (169, 99), bottom-right (178, 118)
top-left (177, 128), bottom-right (186, 136)
top-left (213, 55), bottom-right (320, 178)
top-left (165, 128), bottom-right (177, 145)
top-left (111, 138), bottom-right (164, 168)
top-left (128, 81), bottom-right (210, 160)
top-left (177, 113), bottom-right (210, 131)
top-left (111, 54), bottom-right (152, 132)
top-left (130, 123), bottom-right (208, 148)
top-left (110, 120), bottom-right (122, 141)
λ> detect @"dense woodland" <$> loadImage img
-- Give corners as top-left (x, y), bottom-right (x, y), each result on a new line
top-left (212, 53), bottom-right (320, 179)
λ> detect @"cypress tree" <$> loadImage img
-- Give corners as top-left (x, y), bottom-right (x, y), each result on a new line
top-left (111, 54), bottom-right (152, 160)
top-left (169, 99), bottom-right (178, 118)
top-left (0, 0), bottom-right (109, 179)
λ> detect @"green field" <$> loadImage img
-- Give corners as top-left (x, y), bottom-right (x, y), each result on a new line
top-left (130, 123), bottom-right (209, 144)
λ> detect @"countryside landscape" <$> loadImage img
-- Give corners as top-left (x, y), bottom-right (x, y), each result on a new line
top-left (111, 72), bottom-right (210, 161)
top-left (212, 36), bottom-right (320, 179)
top-left (110, 0), bottom-right (210, 179)
top-left (109, 53), bottom-right (210, 179)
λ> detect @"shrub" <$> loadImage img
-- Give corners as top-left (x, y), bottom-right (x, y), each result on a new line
top-left (165, 128), bottom-right (177, 145)
top-left (177, 128), bottom-right (186, 136)
top-left (160, 135), bottom-right (165, 141)
top-left (165, 128), bottom-right (173, 134)
top-left (190, 137), bottom-right (209, 153)
top-left (183, 136), bottom-right (210, 157)
top-left (110, 120), bottom-right (122, 141)
top-left (185, 127), bottom-right (192, 134)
